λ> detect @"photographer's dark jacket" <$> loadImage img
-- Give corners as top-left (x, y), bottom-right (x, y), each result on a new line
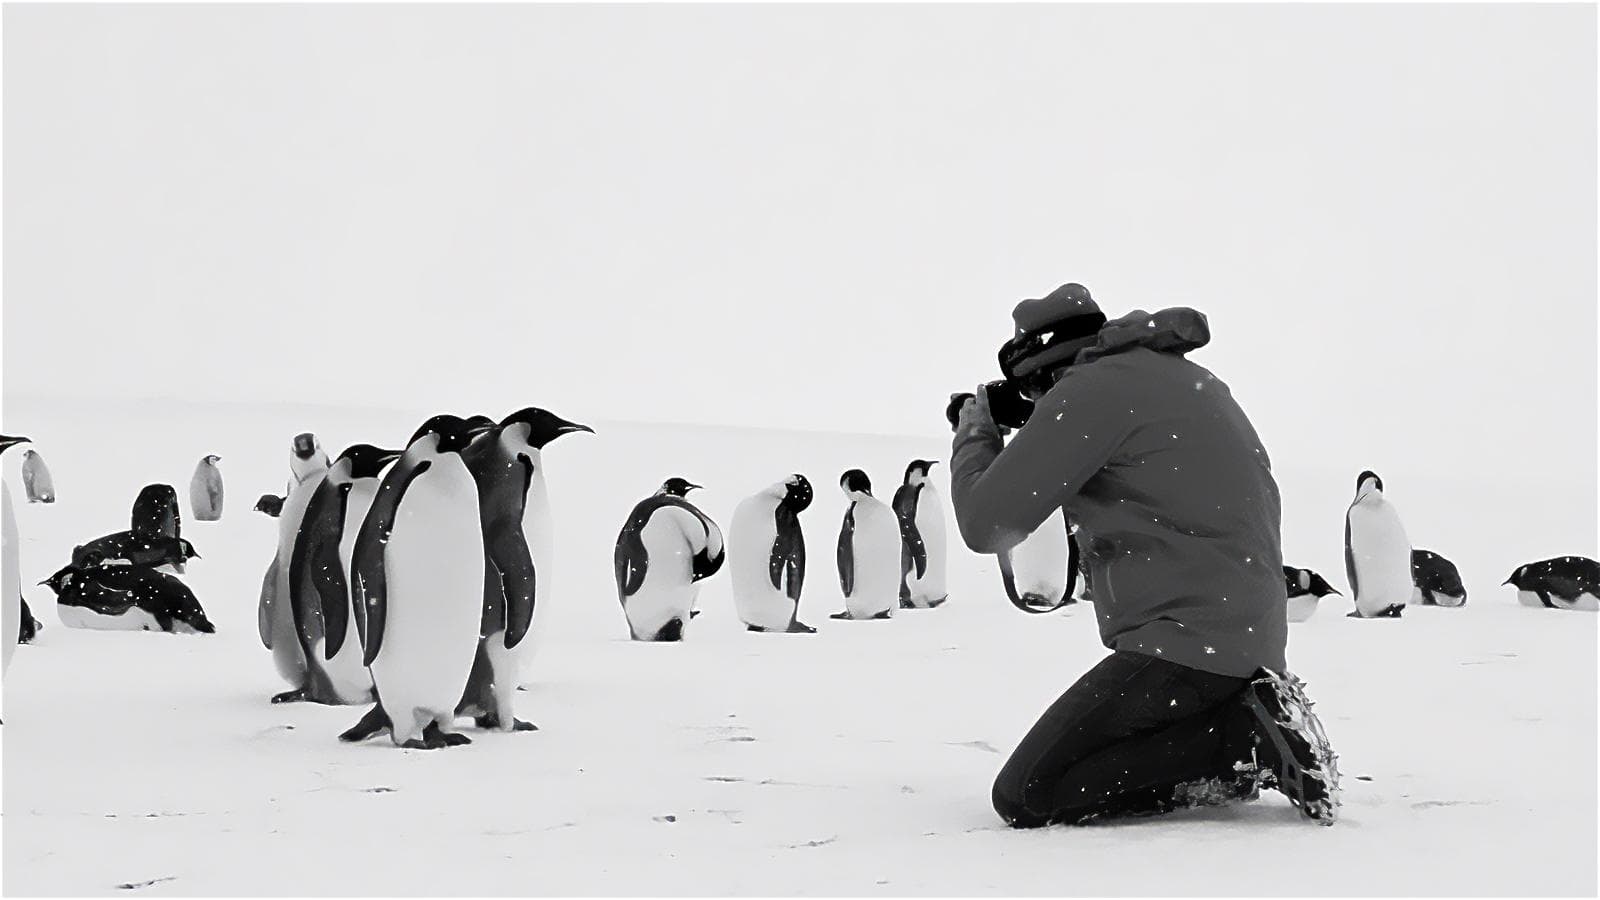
top-left (950, 308), bottom-right (1287, 678)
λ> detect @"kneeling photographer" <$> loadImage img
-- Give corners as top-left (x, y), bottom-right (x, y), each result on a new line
top-left (947, 283), bottom-right (1341, 828)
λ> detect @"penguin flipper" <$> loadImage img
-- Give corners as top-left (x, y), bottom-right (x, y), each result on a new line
top-left (686, 506), bottom-right (726, 582)
top-left (837, 505), bottom-right (855, 598)
top-left (487, 522), bottom-right (538, 650)
top-left (1343, 514), bottom-right (1360, 606)
top-left (292, 478), bottom-right (352, 660)
top-left (894, 484), bottom-right (928, 579)
top-left (258, 551), bottom-right (279, 651)
top-left (1065, 525), bottom-right (1081, 602)
top-left (353, 457), bottom-right (432, 666)
top-left (615, 518), bottom-right (649, 599)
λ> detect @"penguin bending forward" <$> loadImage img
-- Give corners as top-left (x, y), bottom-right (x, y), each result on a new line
top-left (1344, 471), bottom-right (1412, 619)
top-left (615, 477), bottom-right (725, 642)
top-left (832, 470), bottom-right (899, 621)
top-left (730, 474), bottom-right (815, 633)
top-left (893, 460), bottom-right (948, 609)
top-left (341, 416), bottom-right (495, 749)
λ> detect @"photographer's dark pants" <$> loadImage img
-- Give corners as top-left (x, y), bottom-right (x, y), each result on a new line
top-left (993, 650), bottom-right (1257, 827)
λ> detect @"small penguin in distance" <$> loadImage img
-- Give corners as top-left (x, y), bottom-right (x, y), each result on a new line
top-left (254, 494), bottom-right (286, 518)
top-left (1344, 470), bottom-right (1412, 619)
top-left (1411, 549), bottom-right (1466, 608)
top-left (20, 449), bottom-right (55, 504)
top-left (190, 455), bottom-right (224, 521)
top-left (1504, 556), bottom-right (1599, 611)
top-left (1283, 565), bottom-right (1341, 623)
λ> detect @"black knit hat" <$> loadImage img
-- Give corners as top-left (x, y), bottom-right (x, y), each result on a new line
top-left (999, 283), bottom-right (1107, 381)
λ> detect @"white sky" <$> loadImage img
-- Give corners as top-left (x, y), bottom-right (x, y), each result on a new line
top-left (3, 4), bottom-right (1595, 498)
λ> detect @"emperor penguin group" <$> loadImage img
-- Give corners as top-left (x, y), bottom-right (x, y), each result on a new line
top-left (256, 408), bottom-right (592, 750)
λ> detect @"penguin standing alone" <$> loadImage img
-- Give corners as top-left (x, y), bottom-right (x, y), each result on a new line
top-left (190, 455), bottom-right (224, 521)
top-left (894, 460), bottom-right (948, 609)
top-left (832, 470), bottom-right (899, 621)
top-left (20, 449), bottom-right (55, 504)
top-left (1344, 470), bottom-right (1412, 618)
top-left (343, 415), bottom-right (495, 749)
top-left (614, 477), bottom-right (725, 642)
top-left (730, 474), bottom-right (816, 633)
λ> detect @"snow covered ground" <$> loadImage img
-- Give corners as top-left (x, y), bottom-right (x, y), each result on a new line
top-left (2, 396), bottom-right (1595, 896)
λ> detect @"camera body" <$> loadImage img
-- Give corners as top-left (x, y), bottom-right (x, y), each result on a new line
top-left (946, 380), bottom-right (1036, 432)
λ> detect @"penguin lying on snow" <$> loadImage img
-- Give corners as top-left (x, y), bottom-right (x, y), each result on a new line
top-left (254, 494), bottom-right (286, 518)
top-left (1411, 549), bottom-right (1466, 607)
top-left (615, 477), bottom-right (724, 642)
top-left (72, 531), bottom-right (199, 574)
top-left (1283, 566), bottom-right (1341, 622)
top-left (1505, 557), bottom-right (1599, 611)
top-left (42, 562), bottom-right (215, 634)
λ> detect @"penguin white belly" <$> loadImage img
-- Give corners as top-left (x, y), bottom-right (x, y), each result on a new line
top-left (625, 510), bottom-right (700, 640)
top-left (3, 482), bottom-right (20, 674)
top-left (1552, 592), bottom-right (1600, 612)
top-left (1433, 592), bottom-right (1467, 609)
top-left (57, 604), bottom-right (163, 632)
top-left (1011, 510), bottom-right (1069, 601)
top-left (1347, 501), bottom-right (1412, 616)
top-left (369, 462), bottom-right (483, 740)
top-left (730, 498), bottom-right (796, 630)
top-left (845, 502), bottom-right (900, 620)
top-left (1286, 594), bottom-right (1319, 623)
top-left (516, 473), bottom-right (555, 681)
top-left (1517, 590), bottom-right (1546, 608)
top-left (905, 489), bottom-right (948, 605)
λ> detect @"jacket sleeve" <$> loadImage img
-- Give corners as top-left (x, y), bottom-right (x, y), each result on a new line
top-left (949, 369), bottom-right (1132, 555)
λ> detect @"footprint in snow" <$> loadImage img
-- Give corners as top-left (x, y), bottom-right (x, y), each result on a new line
top-left (947, 740), bottom-right (1000, 754)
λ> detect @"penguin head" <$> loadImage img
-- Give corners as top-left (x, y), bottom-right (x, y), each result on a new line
top-left (903, 459), bottom-right (939, 485)
top-left (289, 433), bottom-right (329, 482)
top-left (1504, 565), bottom-right (1528, 587)
top-left (409, 414), bottom-right (496, 454)
top-left (204, 454), bottom-right (222, 465)
top-left (178, 538), bottom-right (201, 561)
top-left (40, 563), bottom-right (77, 595)
top-left (0, 434), bottom-right (32, 455)
top-left (840, 469), bottom-right (873, 497)
top-left (500, 407), bottom-right (595, 450)
top-left (292, 433), bottom-right (320, 461)
top-left (781, 473), bottom-right (813, 512)
top-left (660, 477), bottom-right (702, 497)
top-left (1307, 571), bottom-right (1340, 597)
top-left (335, 444), bottom-right (404, 480)
top-left (1355, 470), bottom-right (1383, 498)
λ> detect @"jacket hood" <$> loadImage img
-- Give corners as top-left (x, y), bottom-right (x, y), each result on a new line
top-left (1075, 307), bottom-right (1210, 365)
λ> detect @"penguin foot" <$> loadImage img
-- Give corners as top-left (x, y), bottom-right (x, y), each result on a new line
top-left (747, 625), bottom-right (767, 633)
top-left (871, 610), bottom-right (893, 620)
top-left (271, 689), bottom-right (307, 705)
top-left (401, 737), bottom-right (440, 751)
top-left (926, 595), bottom-right (949, 608)
top-left (426, 723), bottom-right (472, 747)
top-left (786, 621), bottom-right (817, 634)
top-left (899, 597), bottom-right (916, 610)
top-left (829, 611), bottom-right (852, 620)
top-left (689, 609), bottom-right (702, 619)
top-left (339, 705), bottom-right (391, 742)
top-left (472, 713), bottom-right (538, 732)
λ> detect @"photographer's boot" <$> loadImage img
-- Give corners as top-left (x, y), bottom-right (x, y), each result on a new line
top-left (1241, 668), bottom-right (1341, 825)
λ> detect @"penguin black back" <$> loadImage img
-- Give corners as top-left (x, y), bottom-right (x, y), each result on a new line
top-left (131, 484), bottom-right (182, 540)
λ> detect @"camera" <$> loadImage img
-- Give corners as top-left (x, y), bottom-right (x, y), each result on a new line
top-left (946, 380), bottom-right (1036, 432)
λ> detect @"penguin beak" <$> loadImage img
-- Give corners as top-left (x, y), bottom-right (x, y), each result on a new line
top-left (1502, 578), bottom-right (1513, 586)
top-left (687, 483), bottom-right (704, 492)
top-left (378, 449), bottom-right (404, 465)
top-left (558, 421), bottom-right (595, 436)
top-left (0, 435), bottom-right (32, 451)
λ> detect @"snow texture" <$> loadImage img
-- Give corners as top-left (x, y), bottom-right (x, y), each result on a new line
top-left (1, 398), bottom-right (1595, 896)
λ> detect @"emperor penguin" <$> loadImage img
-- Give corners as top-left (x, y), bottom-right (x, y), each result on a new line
top-left (614, 477), bottom-right (725, 642)
top-left (1411, 549), bottom-right (1467, 608)
top-left (259, 432), bottom-right (332, 703)
top-left (45, 562), bottom-right (215, 634)
top-left (730, 474), bottom-right (816, 633)
top-left (832, 470), bottom-right (900, 621)
top-left (893, 459), bottom-right (948, 609)
top-left (20, 449), bottom-right (55, 504)
top-left (3, 434), bottom-right (32, 680)
top-left (999, 508), bottom-right (1074, 613)
top-left (189, 455), bottom-right (224, 522)
top-left (72, 532), bottom-right (198, 574)
top-left (254, 494), bottom-right (286, 518)
top-left (1504, 556), bottom-right (1599, 611)
top-left (1344, 470), bottom-right (1412, 619)
top-left (1283, 565), bottom-right (1341, 623)
top-left (285, 444), bottom-right (403, 708)
top-left (131, 483), bottom-right (182, 543)
top-left (342, 415), bottom-right (495, 749)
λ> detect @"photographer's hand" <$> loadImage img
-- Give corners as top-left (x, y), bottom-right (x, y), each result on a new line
top-left (960, 384), bottom-right (1007, 440)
